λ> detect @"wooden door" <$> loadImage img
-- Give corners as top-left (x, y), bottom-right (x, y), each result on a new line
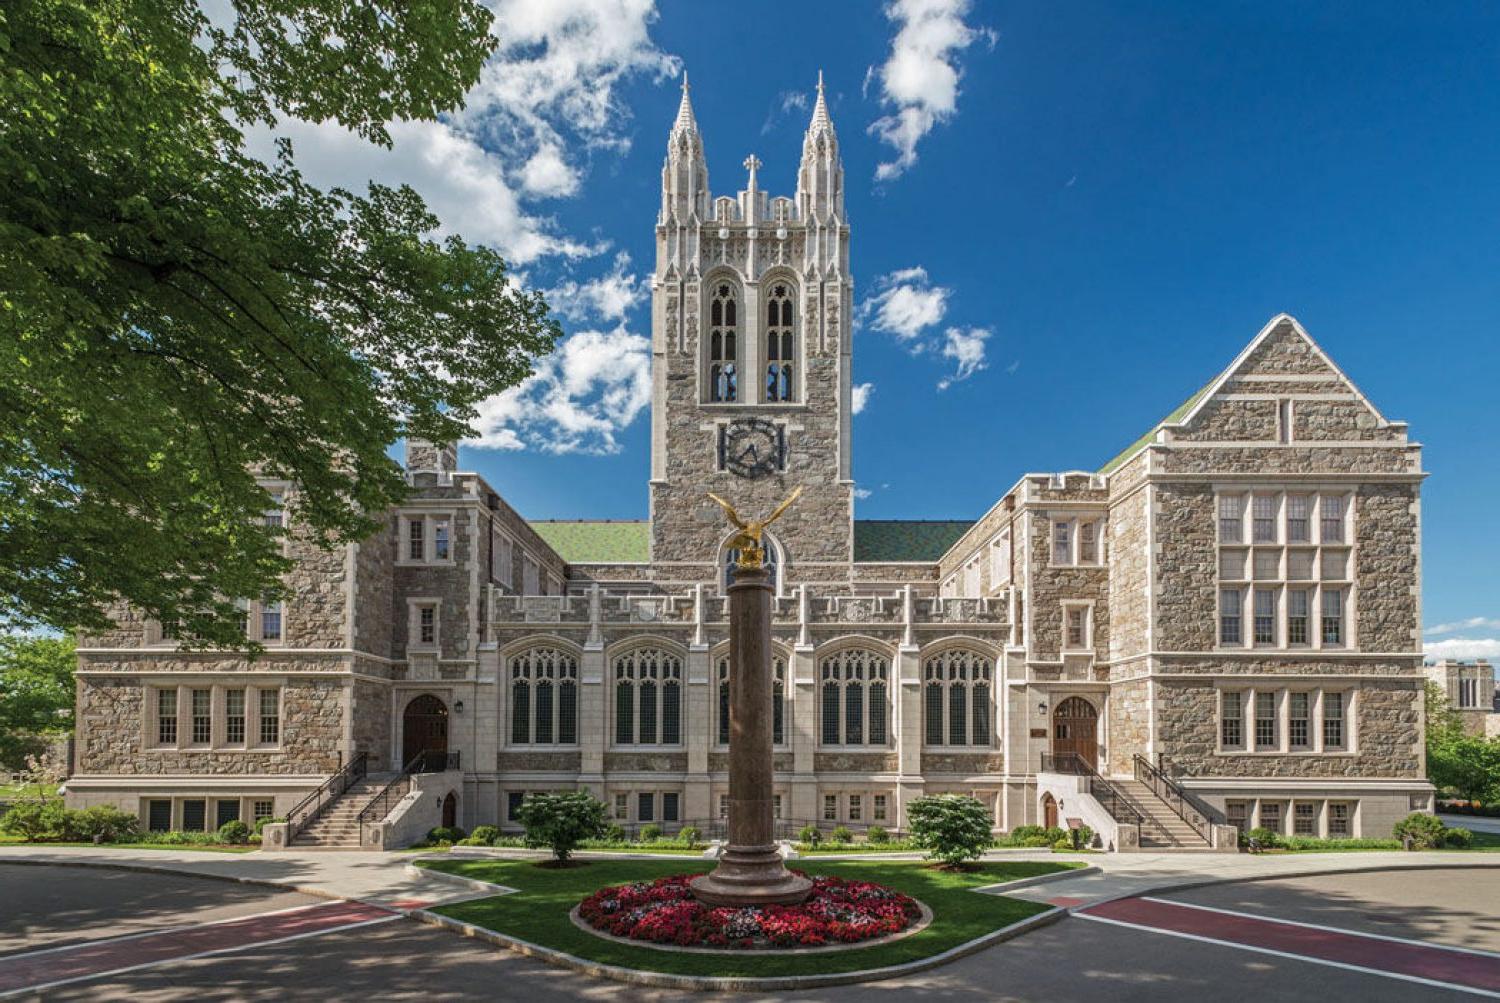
top-left (1052, 696), bottom-right (1099, 770)
top-left (402, 694), bottom-right (448, 769)
top-left (1042, 793), bottom-right (1058, 830)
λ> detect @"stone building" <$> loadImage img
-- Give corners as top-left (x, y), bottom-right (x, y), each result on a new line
top-left (1424, 660), bottom-right (1500, 738)
top-left (66, 78), bottom-right (1432, 849)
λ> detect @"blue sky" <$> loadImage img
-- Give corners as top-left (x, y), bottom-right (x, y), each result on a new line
top-left (275, 1), bottom-right (1500, 656)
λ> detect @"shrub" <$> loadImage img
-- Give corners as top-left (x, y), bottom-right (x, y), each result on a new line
top-left (513, 792), bottom-right (609, 863)
top-left (908, 794), bottom-right (993, 867)
top-left (602, 823), bottom-right (626, 843)
top-left (1443, 826), bottom-right (1474, 849)
top-left (425, 825), bottom-right (465, 845)
top-left (866, 825), bottom-right (889, 845)
top-left (637, 822), bottom-right (662, 842)
top-left (798, 824), bottom-right (821, 846)
top-left (138, 829), bottom-right (221, 845)
top-left (0, 800), bottom-right (66, 840)
top-left (831, 825), bottom-right (854, 844)
top-left (999, 824), bottom-right (1065, 848)
top-left (1074, 825), bottom-right (1095, 850)
top-left (73, 806), bottom-right (140, 842)
top-left (216, 820), bottom-right (251, 845)
top-left (1393, 812), bottom-right (1447, 849)
top-left (678, 825), bottom-right (701, 847)
top-left (1051, 837), bottom-right (1074, 851)
top-left (253, 816), bottom-right (285, 836)
top-left (457, 824), bottom-right (500, 847)
top-left (1247, 827), bottom-right (1281, 848)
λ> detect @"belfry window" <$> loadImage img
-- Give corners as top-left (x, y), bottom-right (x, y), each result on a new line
top-left (765, 283), bottom-right (795, 402)
top-left (708, 283), bottom-right (739, 402)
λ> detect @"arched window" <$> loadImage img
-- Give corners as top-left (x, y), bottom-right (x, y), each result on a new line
top-left (764, 283), bottom-right (795, 402)
top-left (614, 647), bottom-right (683, 746)
top-left (509, 647), bottom-right (578, 745)
top-left (722, 534), bottom-right (780, 593)
top-left (819, 649), bottom-right (889, 746)
top-left (922, 649), bottom-right (993, 747)
top-left (708, 282), bottom-right (738, 402)
top-left (716, 654), bottom-right (787, 746)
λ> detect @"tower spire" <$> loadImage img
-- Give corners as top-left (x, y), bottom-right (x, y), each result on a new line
top-left (808, 69), bottom-right (834, 136)
top-left (672, 70), bottom-right (698, 137)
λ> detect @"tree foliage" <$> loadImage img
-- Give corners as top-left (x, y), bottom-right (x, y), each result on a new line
top-left (0, 0), bottom-right (561, 643)
top-left (1425, 682), bottom-right (1500, 804)
top-left (908, 793), bottom-right (993, 868)
top-left (0, 634), bottom-right (76, 769)
top-left (514, 792), bottom-right (608, 863)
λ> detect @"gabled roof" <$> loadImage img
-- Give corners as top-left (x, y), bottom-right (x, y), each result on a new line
top-left (854, 520), bottom-right (973, 562)
top-left (529, 521), bottom-right (650, 564)
top-left (1098, 378), bottom-right (1218, 475)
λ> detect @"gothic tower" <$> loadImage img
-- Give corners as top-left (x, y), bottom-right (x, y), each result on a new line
top-left (649, 74), bottom-right (854, 585)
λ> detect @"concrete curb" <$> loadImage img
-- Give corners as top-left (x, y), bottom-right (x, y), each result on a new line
top-left (975, 864), bottom-right (1101, 894)
top-left (404, 860), bottom-right (518, 896)
top-left (408, 901), bottom-right (1065, 992)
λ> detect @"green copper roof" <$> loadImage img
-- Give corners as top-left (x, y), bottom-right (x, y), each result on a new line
top-left (1098, 378), bottom-right (1218, 476)
top-left (529, 521), bottom-right (650, 563)
top-left (853, 520), bottom-right (973, 562)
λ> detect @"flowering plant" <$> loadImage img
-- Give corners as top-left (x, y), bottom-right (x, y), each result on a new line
top-left (577, 873), bottom-right (921, 949)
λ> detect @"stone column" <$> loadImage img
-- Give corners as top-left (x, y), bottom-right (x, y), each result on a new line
top-left (691, 564), bottom-right (811, 906)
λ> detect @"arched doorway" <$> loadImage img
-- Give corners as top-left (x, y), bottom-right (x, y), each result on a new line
top-left (441, 792), bottom-right (457, 829)
top-left (1041, 793), bottom-right (1058, 830)
top-left (403, 694), bottom-right (448, 771)
top-left (1052, 696), bottom-right (1099, 770)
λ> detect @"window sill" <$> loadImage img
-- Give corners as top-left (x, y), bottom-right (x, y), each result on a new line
top-left (1214, 749), bottom-right (1358, 757)
top-left (396, 559), bottom-right (458, 569)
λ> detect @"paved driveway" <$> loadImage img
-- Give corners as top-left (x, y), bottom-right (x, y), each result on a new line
top-left (2, 862), bottom-right (1496, 1000)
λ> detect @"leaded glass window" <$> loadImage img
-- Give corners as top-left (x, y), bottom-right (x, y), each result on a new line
top-left (613, 648), bottom-right (683, 746)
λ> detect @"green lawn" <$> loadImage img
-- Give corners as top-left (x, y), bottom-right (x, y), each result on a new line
top-left (0, 835), bottom-right (256, 854)
top-left (423, 857), bottom-right (1075, 978)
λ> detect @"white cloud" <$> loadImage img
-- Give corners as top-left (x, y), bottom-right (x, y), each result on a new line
top-left (468, 326), bottom-right (651, 454)
top-left (936, 326), bottom-right (990, 389)
top-left (858, 266), bottom-right (950, 342)
top-left (1426, 616), bottom-right (1500, 637)
top-left (866, 0), bottom-right (996, 181)
top-left (1005, 359), bottom-right (1020, 375)
top-left (851, 382), bottom-right (875, 415)
top-left (762, 90), bottom-right (811, 134)
top-left (1424, 638), bottom-right (1500, 662)
top-left (546, 252), bottom-right (648, 323)
top-left (853, 486), bottom-right (874, 500)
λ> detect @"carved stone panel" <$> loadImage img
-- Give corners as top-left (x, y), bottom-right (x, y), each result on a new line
top-left (604, 752), bottom-right (690, 773)
top-left (498, 751), bottom-right (582, 772)
top-left (921, 752), bottom-right (1006, 775)
top-left (813, 752), bottom-right (899, 773)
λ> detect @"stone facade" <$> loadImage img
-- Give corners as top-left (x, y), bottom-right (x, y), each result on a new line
top-left (65, 81), bottom-right (1431, 844)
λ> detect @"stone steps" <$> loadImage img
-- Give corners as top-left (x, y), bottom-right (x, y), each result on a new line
top-left (1111, 779), bottom-right (1212, 849)
top-left (289, 774), bottom-right (402, 849)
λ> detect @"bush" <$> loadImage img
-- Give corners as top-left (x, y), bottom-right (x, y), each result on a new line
top-left (216, 820), bottom-right (251, 845)
top-left (798, 824), bottom-right (821, 846)
top-left (866, 825), bottom-right (889, 845)
top-left (138, 829), bottom-right (221, 845)
top-left (456, 824), bottom-right (500, 846)
top-left (1443, 826), bottom-right (1474, 849)
top-left (999, 824), bottom-right (1066, 848)
top-left (1051, 837), bottom-right (1074, 851)
top-left (678, 825), bottom-right (700, 847)
top-left (1247, 827), bottom-right (1281, 848)
top-left (1393, 812), bottom-right (1447, 849)
top-left (1074, 825), bottom-right (1095, 850)
top-left (425, 825), bottom-right (465, 845)
top-left (602, 822), bottom-right (626, 843)
top-left (0, 800), bottom-right (70, 841)
top-left (908, 794), bottom-right (993, 867)
top-left (513, 792), bottom-right (609, 863)
top-left (831, 825), bottom-right (854, 844)
top-left (637, 823), bottom-right (662, 842)
top-left (253, 816), bottom-right (285, 836)
top-left (72, 806), bottom-right (141, 843)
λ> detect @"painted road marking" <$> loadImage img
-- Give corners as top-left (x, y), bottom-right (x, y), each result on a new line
top-left (0, 900), bottom-right (396, 998)
top-left (0, 902), bottom-right (327, 962)
top-left (1080, 896), bottom-right (1500, 998)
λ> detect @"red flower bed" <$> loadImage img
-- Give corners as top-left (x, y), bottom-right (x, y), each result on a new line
top-left (577, 873), bottom-right (922, 949)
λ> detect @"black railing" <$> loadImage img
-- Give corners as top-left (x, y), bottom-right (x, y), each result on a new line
top-left (356, 749), bottom-right (463, 843)
top-left (1133, 754), bottom-right (1213, 843)
top-left (286, 752), bottom-right (367, 844)
top-left (1041, 752), bottom-right (1144, 827)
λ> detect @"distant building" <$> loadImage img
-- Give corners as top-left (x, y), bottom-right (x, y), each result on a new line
top-left (1424, 660), bottom-right (1500, 738)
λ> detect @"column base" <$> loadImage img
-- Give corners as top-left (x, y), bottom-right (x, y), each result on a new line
top-left (689, 844), bottom-right (812, 907)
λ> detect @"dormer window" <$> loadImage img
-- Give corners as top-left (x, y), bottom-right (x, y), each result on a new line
top-left (708, 282), bottom-right (739, 402)
top-left (765, 283), bottom-right (795, 402)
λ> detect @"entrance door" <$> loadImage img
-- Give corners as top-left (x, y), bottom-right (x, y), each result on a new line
top-left (1041, 793), bottom-right (1058, 830)
top-left (403, 694), bottom-right (448, 770)
top-left (441, 792), bottom-right (457, 829)
top-left (1052, 696), bottom-right (1099, 770)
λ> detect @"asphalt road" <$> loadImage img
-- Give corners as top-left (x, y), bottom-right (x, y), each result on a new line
top-left (1, 863), bottom-right (1495, 1000)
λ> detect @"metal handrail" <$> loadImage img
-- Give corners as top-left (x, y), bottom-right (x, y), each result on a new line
top-left (1133, 754), bottom-right (1212, 843)
top-left (356, 750), bottom-right (464, 842)
top-left (286, 752), bottom-right (367, 844)
top-left (1040, 752), bottom-right (1144, 827)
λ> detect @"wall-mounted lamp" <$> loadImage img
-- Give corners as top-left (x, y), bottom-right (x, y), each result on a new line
top-left (454, 700), bottom-right (465, 715)
top-left (1036, 700), bottom-right (1048, 716)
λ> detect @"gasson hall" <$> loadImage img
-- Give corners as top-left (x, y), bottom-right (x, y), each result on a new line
top-left (66, 77), bottom-right (1431, 851)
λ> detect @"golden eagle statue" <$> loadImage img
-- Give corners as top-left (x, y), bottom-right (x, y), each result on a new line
top-left (706, 486), bottom-right (803, 569)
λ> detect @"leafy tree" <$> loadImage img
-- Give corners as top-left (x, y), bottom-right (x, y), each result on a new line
top-left (0, 635), bottom-right (76, 770)
top-left (908, 794), bottom-right (993, 868)
top-left (1425, 682), bottom-right (1500, 804)
top-left (1, 0), bottom-right (561, 644)
top-left (514, 792), bottom-right (608, 864)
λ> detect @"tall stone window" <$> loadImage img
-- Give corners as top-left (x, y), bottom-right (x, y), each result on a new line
top-left (707, 281), bottom-right (739, 402)
top-left (716, 654), bottom-right (787, 746)
top-left (614, 647), bottom-right (683, 746)
top-left (764, 282), bottom-right (795, 402)
top-left (510, 647), bottom-right (579, 746)
top-left (922, 649), bottom-right (993, 746)
top-left (819, 649), bottom-right (889, 746)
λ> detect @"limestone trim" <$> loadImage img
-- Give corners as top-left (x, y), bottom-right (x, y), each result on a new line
top-left (75, 647), bottom-right (402, 663)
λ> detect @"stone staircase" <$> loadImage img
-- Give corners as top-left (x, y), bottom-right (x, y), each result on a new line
top-left (289, 773), bottom-right (398, 849)
top-left (1112, 778), bottom-right (1213, 850)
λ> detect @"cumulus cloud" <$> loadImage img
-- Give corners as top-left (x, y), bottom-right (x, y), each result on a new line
top-left (468, 326), bottom-right (652, 455)
top-left (1424, 638), bottom-right (1500, 662)
top-left (866, 0), bottom-right (996, 181)
top-left (1426, 616), bottom-right (1500, 637)
top-left (937, 326), bottom-right (990, 389)
top-left (858, 266), bottom-right (950, 342)
top-left (851, 382), bottom-right (875, 415)
top-left (546, 252), bottom-right (648, 323)
top-left (853, 486), bottom-right (874, 500)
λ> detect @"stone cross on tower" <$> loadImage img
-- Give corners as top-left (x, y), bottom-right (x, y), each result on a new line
top-left (743, 153), bottom-right (762, 193)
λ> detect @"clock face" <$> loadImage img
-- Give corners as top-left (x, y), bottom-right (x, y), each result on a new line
top-left (721, 419), bottom-right (784, 479)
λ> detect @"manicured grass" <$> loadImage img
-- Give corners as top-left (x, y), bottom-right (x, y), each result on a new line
top-left (424, 857), bottom-right (1074, 978)
top-left (0, 835), bottom-right (256, 853)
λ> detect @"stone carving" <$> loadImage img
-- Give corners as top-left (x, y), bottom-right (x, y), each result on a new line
top-left (814, 753), bottom-right (899, 773)
top-left (603, 753), bottom-right (689, 773)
